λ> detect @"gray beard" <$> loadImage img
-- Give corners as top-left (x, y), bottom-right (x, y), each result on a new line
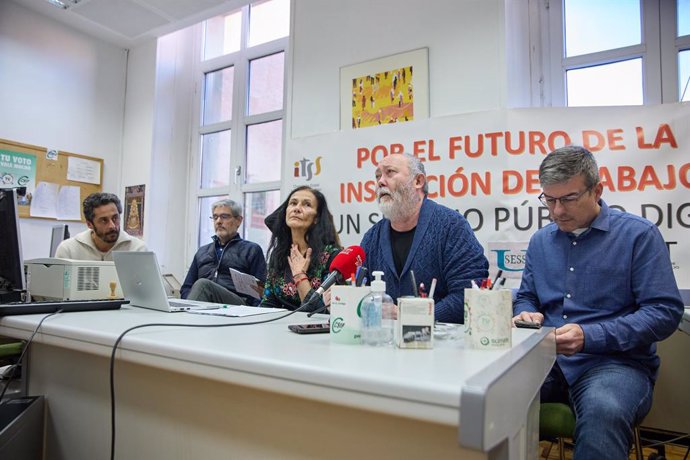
top-left (378, 183), bottom-right (419, 222)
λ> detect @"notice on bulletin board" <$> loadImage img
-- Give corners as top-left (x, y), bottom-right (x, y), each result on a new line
top-left (0, 150), bottom-right (36, 191)
top-left (67, 156), bottom-right (101, 184)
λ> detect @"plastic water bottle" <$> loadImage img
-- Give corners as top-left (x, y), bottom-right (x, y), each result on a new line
top-left (361, 271), bottom-right (395, 346)
top-left (380, 289), bottom-right (396, 346)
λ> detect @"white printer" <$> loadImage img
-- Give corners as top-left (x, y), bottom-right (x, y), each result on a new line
top-left (24, 258), bottom-right (123, 300)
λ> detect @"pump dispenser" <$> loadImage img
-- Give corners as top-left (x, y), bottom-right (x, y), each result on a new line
top-left (360, 271), bottom-right (395, 346)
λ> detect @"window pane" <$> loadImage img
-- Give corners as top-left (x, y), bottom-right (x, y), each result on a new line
top-left (248, 0), bottom-right (290, 47)
top-left (203, 11), bottom-right (242, 60)
top-left (680, 50), bottom-right (690, 102)
top-left (198, 195), bottom-right (227, 247)
top-left (203, 67), bottom-right (234, 125)
top-left (566, 59), bottom-right (643, 106)
top-left (248, 53), bottom-right (284, 115)
top-left (564, 0), bottom-right (640, 57)
top-left (244, 190), bottom-right (281, 253)
top-left (200, 131), bottom-right (231, 188)
top-left (679, 0), bottom-right (690, 37)
top-left (246, 120), bottom-right (282, 183)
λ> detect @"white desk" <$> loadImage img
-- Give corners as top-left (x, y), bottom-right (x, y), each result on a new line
top-left (680, 307), bottom-right (690, 335)
top-left (0, 306), bottom-right (554, 460)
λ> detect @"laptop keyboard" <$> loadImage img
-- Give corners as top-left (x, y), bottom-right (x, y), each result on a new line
top-left (168, 299), bottom-right (206, 309)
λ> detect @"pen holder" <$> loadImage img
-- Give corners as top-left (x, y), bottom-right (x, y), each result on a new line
top-left (396, 297), bottom-right (434, 349)
top-left (464, 288), bottom-right (512, 350)
top-left (330, 286), bottom-right (370, 344)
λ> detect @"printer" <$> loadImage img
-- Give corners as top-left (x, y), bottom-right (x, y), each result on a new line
top-left (24, 258), bottom-right (122, 300)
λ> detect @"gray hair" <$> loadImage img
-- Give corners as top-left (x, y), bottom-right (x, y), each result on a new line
top-left (539, 145), bottom-right (600, 188)
top-left (83, 192), bottom-right (122, 222)
top-left (402, 153), bottom-right (429, 195)
top-left (212, 198), bottom-right (242, 218)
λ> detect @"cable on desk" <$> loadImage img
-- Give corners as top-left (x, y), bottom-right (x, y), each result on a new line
top-left (0, 309), bottom-right (63, 402)
top-left (109, 304), bottom-right (320, 460)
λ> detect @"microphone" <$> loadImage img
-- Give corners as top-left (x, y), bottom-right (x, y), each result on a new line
top-left (304, 245), bottom-right (365, 315)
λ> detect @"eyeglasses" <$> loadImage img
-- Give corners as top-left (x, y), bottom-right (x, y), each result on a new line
top-left (538, 188), bottom-right (591, 207)
top-left (210, 213), bottom-right (235, 221)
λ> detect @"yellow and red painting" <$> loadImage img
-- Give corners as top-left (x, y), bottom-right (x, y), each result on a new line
top-left (351, 66), bottom-right (414, 129)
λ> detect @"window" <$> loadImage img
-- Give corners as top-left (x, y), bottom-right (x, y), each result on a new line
top-left (544, 0), bottom-right (690, 106)
top-left (192, 0), bottom-right (289, 252)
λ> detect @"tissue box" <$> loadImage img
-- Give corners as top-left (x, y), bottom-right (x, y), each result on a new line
top-left (464, 288), bottom-right (512, 350)
top-left (330, 286), bottom-right (369, 344)
top-left (396, 297), bottom-right (434, 349)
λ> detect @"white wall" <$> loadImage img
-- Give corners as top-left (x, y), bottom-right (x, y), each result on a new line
top-left (288, 0), bottom-right (515, 139)
top-left (0, 0), bottom-right (531, 278)
top-left (0, 1), bottom-right (128, 259)
top-left (147, 29), bottom-right (198, 278)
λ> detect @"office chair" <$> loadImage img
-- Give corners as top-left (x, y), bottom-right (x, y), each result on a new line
top-left (539, 402), bottom-right (643, 460)
top-left (0, 342), bottom-right (23, 360)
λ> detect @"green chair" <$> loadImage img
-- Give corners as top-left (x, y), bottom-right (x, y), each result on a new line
top-left (0, 341), bottom-right (23, 359)
top-left (539, 402), bottom-right (643, 460)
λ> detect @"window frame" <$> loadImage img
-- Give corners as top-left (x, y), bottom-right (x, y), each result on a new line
top-left (187, 2), bottom-right (288, 255)
top-left (542, 0), bottom-right (688, 106)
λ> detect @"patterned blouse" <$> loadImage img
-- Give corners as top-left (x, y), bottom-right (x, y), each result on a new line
top-left (260, 244), bottom-right (340, 311)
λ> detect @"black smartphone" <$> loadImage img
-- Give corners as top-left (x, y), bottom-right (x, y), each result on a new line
top-left (514, 319), bottom-right (542, 329)
top-left (288, 323), bottom-right (330, 334)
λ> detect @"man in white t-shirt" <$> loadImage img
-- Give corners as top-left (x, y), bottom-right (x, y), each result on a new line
top-left (56, 192), bottom-right (147, 261)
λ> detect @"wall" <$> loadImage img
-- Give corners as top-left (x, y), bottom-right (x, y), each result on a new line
top-left (288, 0), bottom-right (513, 139)
top-left (0, 1), bottom-right (128, 259)
top-left (147, 29), bottom-right (197, 278)
top-left (0, 0), bottom-right (531, 279)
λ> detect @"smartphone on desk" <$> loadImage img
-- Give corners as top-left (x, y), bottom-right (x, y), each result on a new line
top-left (288, 323), bottom-right (330, 334)
top-left (514, 319), bottom-right (542, 329)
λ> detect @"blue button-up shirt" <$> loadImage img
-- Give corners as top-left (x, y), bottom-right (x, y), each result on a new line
top-left (514, 200), bottom-right (683, 384)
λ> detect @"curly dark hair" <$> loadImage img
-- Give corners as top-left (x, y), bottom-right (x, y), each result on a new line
top-left (265, 186), bottom-right (341, 275)
top-left (83, 192), bottom-right (122, 223)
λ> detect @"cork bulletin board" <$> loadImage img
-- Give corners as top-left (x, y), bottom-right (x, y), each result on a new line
top-left (0, 138), bottom-right (103, 222)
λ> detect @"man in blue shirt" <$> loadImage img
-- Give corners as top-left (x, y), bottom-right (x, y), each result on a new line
top-left (361, 153), bottom-right (488, 323)
top-left (513, 146), bottom-right (683, 459)
top-left (181, 199), bottom-right (266, 306)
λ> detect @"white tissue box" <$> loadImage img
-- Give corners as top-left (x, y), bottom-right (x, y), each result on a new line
top-left (330, 286), bottom-right (369, 344)
top-left (463, 288), bottom-right (512, 350)
top-left (396, 297), bottom-right (434, 349)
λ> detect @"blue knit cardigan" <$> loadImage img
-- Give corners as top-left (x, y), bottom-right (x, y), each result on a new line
top-left (361, 198), bottom-right (488, 323)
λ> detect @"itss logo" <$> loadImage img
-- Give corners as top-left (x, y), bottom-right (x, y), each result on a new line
top-left (293, 157), bottom-right (322, 181)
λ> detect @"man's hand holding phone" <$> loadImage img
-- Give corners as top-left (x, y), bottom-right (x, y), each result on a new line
top-left (512, 311), bottom-right (544, 329)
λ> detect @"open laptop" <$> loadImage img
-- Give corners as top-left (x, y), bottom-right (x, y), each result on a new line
top-left (112, 251), bottom-right (225, 312)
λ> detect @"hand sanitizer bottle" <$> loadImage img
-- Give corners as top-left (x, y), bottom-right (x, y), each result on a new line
top-left (361, 271), bottom-right (395, 346)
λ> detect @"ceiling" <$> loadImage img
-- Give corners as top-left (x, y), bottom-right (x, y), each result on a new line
top-left (10, 0), bottom-right (244, 49)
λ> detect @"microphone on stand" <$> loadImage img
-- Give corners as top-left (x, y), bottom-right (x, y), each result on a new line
top-left (303, 245), bottom-right (365, 316)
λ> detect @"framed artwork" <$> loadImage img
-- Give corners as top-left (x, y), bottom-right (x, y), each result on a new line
top-left (340, 48), bottom-right (429, 130)
top-left (124, 184), bottom-right (145, 238)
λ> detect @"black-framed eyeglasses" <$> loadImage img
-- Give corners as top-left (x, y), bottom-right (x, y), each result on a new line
top-left (210, 213), bottom-right (235, 221)
top-left (538, 187), bottom-right (592, 207)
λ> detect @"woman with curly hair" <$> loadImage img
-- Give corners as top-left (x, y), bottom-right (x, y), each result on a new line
top-left (260, 186), bottom-right (341, 311)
